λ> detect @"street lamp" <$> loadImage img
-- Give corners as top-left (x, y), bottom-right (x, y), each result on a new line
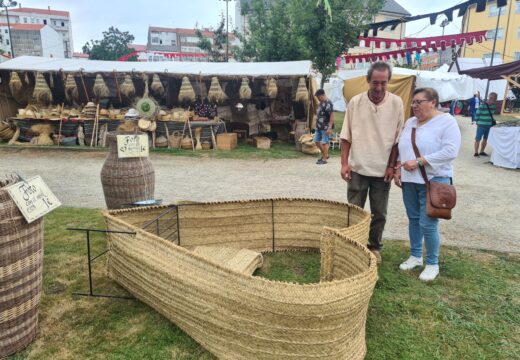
top-left (1, 0), bottom-right (17, 58)
top-left (439, 18), bottom-right (450, 66)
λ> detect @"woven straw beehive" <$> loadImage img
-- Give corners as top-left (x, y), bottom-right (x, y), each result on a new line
top-left (208, 77), bottom-right (227, 103)
top-left (150, 74), bottom-right (165, 98)
top-left (239, 77), bottom-right (252, 100)
top-left (103, 198), bottom-right (376, 360)
top-left (93, 74), bottom-right (110, 98)
top-left (32, 72), bottom-right (52, 104)
top-left (178, 76), bottom-right (195, 102)
top-left (120, 75), bottom-right (136, 99)
top-left (65, 74), bottom-right (79, 103)
top-left (267, 77), bottom-right (278, 99)
top-left (295, 77), bottom-right (308, 103)
top-left (9, 72), bottom-right (23, 98)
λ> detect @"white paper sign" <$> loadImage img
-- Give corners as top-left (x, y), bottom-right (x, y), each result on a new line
top-left (6, 176), bottom-right (62, 223)
top-left (117, 134), bottom-right (149, 158)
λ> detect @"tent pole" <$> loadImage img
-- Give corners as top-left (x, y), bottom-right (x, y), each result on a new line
top-left (484, 6), bottom-right (502, 100)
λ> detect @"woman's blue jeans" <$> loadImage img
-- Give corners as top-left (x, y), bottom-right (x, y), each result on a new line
top-left (402, 177), bottom-right (450, 265)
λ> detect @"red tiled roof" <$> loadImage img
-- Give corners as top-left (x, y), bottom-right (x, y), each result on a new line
top-left (129, 44), bottom-right (147, 52)
top-left (10, 7), bottom-right (70, 17)
top-left (73, 52), bottom-right (89, 59)
top-left (0, 23), bottom-right (46, 31)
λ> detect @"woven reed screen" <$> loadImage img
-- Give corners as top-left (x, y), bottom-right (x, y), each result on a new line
top-left (104, 198), bottom-right (376, 359)
top-left (0, 187), bottom-right (44, 358)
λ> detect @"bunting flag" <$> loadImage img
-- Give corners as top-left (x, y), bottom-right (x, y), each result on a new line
top-left (359, 31), bottom-right (486, 52)
top-left (364, 0), bottom-right (507, 37)
top-left (340, 47), bottom-right (426, 64)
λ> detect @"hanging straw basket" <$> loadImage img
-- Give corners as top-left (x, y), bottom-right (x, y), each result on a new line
top-left (65, 74), bottom-right (79, 103)
top-left (103, 198), bottom-right (374, 360)
top-left (9, 71), bottom-right (23, 98)
top-left (239, 77), bottom-right (252, 100)
top-left (207, 77), bottom-right (227, 103)
top-left (267, 77), bottom-right (278, 99)
top-left (32, 72), bottom-right (53, 104)
top-left (120, 74), bottom-right (136, 100)
top-left (150, 74), bottom-right (165, 98)
top-left (295, 77), bottom-right (308, 104)
top-left (93, 74), bottom-right (110, 98)
top-left (0, 179), bottom-right (44, 358)
top-left (178, 76), bottom-right (195, 102)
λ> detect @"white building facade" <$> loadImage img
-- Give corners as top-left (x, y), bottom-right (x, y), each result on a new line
top-left (0, 6), bottom-right (73, 58)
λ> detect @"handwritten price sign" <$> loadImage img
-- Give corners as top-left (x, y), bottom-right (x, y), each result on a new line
top-left (6, 176), bottom-right (61, 223)
top-left (117, 134), bottom-right (149, 158)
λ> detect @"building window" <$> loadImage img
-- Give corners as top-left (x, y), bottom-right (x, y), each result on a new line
top-left (489, 5), bottom-right (505, 16)
top-left (151, 37), bottom-right (159, 44)
top-left (515, 52), bottom-right (520, 60)
top-left (53, 20), bottom-right (56, 25)
top-left (6, 39), bottom-right (9, 45)
top-left (484, 52), bottom-right (501, 59)
top-left (486, 28), bottom-right (504, 39)
top-left (517, 1), bottom-right (520, 13)
top-left (159, 40), bottom-right (163, 44)
top-left (23, 17), bottom-right (27, 23)
top-left (43, 19), bottom-right (47, 25)
top-left (31, 18), bottom-right (34, 23)
top-left (4, 29), bottom-right (7, 34)
top-left (517, 27), bottom-right (520, 39)
top-left (171, 39), bottom-right (176, 46)
top-left (61, 22), bottom-right (65, 27)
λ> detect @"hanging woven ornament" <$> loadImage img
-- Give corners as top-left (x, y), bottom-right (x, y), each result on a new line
top-left (150, 74), bottom-right (165, 98)
top-left (33, 72), bottom-right (53, 104)
top-left (93, 74), bottom-right (110, 98)
top-left (9, 71), bottom-right (23, 98)
top-left (178, 76), bottom-right (195, 102)
top-left (24, 72), bottom-right (30, 84)
top-left (120, 74), bottom-right (136, 100)
top-left (239, 77), bottom-right (252, 100)
top-left (65, 73), bottom-right (79, 103)
top-left (208, 76), bottom-right (227, 103)
top-left (267, 77), bottom-right (278, 99)
top-left (294, 77), bottom-right (308, 104)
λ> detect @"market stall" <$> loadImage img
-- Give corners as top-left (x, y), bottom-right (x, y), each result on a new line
top-left (0, 56), bottom-right (316, 149)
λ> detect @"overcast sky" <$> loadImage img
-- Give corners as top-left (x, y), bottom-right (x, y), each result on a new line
top-left (16, 0), bottom-right (465, 52)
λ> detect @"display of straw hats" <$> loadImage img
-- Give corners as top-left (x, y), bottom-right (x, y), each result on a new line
top-left (138, 118), bottom-right (157, 132)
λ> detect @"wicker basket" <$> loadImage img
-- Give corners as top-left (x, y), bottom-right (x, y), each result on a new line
top-left (103, 198), bottom-right (375, 360)
top-left (100, 131), bottom-right (155, 209)
top-left (0, 184), bottom-right (44, 358)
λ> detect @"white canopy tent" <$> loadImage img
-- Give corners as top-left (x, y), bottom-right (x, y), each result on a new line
top-left (449, 57), bottom-right (507, 100)
top-left (0, 56), bottom-right (313, 77)
top-left (321, 66), bottom-right (476, 111)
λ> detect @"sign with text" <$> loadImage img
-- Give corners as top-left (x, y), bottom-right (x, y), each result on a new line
top-left (117, 134), bottom-right (149, 158)
top-left (6, 176), bottom-right (61, 223)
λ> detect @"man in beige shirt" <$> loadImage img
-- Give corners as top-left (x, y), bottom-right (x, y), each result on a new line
top-left (340, 62), bottom-right (404, 263)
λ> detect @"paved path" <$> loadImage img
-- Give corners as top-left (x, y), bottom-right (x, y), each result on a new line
top-left (1, 117), bottom-right (519, 253)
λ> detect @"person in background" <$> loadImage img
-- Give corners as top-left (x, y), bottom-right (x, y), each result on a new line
top-left (340, 62), bottom-right (404, 263)
top-left (313, 89), bottom-right (334, 165)
top-left (469, 91), bottom-right (481, 124)
top-left (474, 92), bottom-right (497, 157)
top-left (394, 87), bottom-right (461, 282)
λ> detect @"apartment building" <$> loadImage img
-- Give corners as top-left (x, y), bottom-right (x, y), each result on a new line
top-left (0, 23), bottom-right (63, 58)
top-left (462, 0), bottom-right (520, 62)
top-left (0, 6), bottom-right (73, 58)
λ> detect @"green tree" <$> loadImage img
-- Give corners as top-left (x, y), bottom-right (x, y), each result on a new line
top-left (237, 0), bottom-right (384, 85)
top-left (196, 16), bottom-right (228, 62)
top-left (82, 26), bottom-right (137, 61)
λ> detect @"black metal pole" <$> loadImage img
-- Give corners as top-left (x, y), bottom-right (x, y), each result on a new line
top-left (226, 0), bottom-right (229, 62)
top-left (485, 6), bottom-right (502, 100)
top-left (86, 230), bottom-right (93, 296)
top-left (5, 5), bottom-right (14, 58)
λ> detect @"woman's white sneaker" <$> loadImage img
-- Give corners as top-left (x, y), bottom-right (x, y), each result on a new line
top-left (399, 256), bottom-right (423, 270)
top-left (419, 265), bottom-right (439, 282)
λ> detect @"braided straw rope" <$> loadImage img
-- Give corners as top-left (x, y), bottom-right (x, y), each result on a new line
top-left (0, 185), bottom-right (43, 358)
top-left (103, 198), bottom-right (376, 359)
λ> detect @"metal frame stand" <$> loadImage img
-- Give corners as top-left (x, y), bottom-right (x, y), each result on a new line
top-left (67, 227), bottom-right (136, 300)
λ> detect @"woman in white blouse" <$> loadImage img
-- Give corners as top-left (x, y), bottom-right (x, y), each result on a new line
top-left (394, 87), bottom-right (461, 281)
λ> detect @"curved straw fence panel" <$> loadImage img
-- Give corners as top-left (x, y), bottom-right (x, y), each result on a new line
top-left (0, 188), bottom-right (43, 358)
top-left (103, 198), bottom-right (376, 360)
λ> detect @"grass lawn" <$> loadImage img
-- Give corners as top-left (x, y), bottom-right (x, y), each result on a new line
top-left (8, 207), bottom-right (519, 360)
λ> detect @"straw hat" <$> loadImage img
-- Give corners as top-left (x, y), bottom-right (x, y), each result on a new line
top-left (125, 108), bottom-right (140, 118)
top-left (138, 118), bottom-right (157, 132)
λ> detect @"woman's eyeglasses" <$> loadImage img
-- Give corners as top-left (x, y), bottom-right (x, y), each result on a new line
top-left (411, 99), bottom-right (431, 106)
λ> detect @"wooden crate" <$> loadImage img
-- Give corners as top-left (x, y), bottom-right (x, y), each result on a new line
top-left (217, 133), bottom-right (237, 150)
top-left (254, 136), bottom-right (271, 150)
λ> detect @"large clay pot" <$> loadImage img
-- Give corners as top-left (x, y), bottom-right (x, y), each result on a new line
top-left (294, 121), bottom-right (307, 151)
top-left (0, 182), bottom-right (43, 358)
top-left (100, 131), bottom-right (155, 209)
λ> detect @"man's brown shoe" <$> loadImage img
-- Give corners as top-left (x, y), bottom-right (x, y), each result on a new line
top-left (371, 250), bottom-right (382, 264)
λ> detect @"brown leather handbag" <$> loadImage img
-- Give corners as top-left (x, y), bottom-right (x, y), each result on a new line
top-left (411, 128), bottom-right (456, 220)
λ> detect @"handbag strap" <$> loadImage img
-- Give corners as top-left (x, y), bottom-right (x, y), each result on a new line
top-left (485, 104), bottom-right (496, 124)
top-left (411, 127), bottom-right (429, 184)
